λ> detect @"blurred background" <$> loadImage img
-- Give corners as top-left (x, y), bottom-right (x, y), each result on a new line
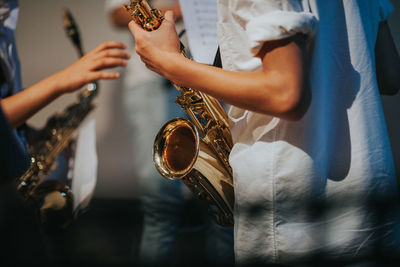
top-left (17, 0), bottom-right (137, 200)
top-left (13, 0), bottom-right (400, 266)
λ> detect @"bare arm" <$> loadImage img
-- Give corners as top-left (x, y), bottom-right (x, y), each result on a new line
top-left (375, 21), bottom-right (400, 95)
top-left (1, 41), bottom-right (130, 128)
top-left (129, 11), bottom-right (309, 121)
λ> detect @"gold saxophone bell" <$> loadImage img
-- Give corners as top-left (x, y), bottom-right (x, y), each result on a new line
top-left (154, 118), bottom-right (234, 226)
top-left (125, 0), bottom-right (235, 227)
top-left (18, 151), bottom-right (75, 229)
top-left (30, 180), bottom-right (74, 229)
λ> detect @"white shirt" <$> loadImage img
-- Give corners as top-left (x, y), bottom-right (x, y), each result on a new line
top-left (217, 0), bottom-right (399, 264)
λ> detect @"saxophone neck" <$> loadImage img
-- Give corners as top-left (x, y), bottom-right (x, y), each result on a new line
top-left (124, 0), bottom-right (164, 31)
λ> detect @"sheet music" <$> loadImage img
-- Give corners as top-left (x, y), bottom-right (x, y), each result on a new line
top-left (71, 119), bottom-right (98, 212)
top-left (179, 0), bottom-right (219, 65)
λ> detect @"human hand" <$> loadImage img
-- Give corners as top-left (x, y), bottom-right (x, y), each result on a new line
top-left (128, 11), bottom-right (181, 76)
top-left (55, 41), bottom-right (130, 94)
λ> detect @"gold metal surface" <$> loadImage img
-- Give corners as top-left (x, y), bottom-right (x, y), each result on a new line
top-left (125, 0), bottom-right (234, 226)
top-left (16, 9), bottom-right (98, 229)
top-left (17, 82), bottom-right (98, 228)
top-left (124, 0), bottom-right (163, 31)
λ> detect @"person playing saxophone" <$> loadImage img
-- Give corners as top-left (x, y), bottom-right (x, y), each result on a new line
top-left (0, 0), bottom-right (129, 264)
top-left (130, 0), bottom-right (400, 266)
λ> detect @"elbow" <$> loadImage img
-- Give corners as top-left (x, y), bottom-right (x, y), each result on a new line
top-left (261, 83), bottom-right (311, 121)
top-left (278, 78), bottom-right (311, 121)
top-left (278, 92), bottom-right (307, 121)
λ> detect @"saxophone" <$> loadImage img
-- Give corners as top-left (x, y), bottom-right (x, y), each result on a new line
top-left (124, 0), bottom-right (234, 227)
top-left (17, 8), bottom-right (98, 229)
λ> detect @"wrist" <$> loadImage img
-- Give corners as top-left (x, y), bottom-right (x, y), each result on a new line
top-left (161, 51), bottom-right (188, 84)
top-left (49, 69), bottom-right (73, 95)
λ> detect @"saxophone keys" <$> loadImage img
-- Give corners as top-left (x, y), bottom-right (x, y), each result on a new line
top-left (45, 141), bottom-right (53, 150)
top-left (36, 161), bottom-right (44, 170)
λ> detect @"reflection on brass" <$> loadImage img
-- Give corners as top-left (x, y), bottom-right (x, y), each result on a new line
top-left (165, 125), bottom-right (196, 173)
top-left (125, 0), bottom-right (235, 227)
top-left (17, 81), bottom-right (97, 229)
top-left (17, 9), bottom-right (97, 229)
top-left (123, 0), bottom-right (163, 31)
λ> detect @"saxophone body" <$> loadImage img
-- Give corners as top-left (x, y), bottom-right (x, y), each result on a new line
top-left (124, 0), bottom-right (234, 226)
top-left (17, 9), bottom-right (98, 229)
top-left (18, 82), bottom-right (98, 228)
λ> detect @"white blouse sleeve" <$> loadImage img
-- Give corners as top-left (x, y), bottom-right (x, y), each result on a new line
top-left (244, 2), bottom-right (317, 55)
top-left (378, 0), bottom-right (394, 21)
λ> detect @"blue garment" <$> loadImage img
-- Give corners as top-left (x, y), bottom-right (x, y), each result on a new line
top-left (0, 104), bottom-right (29, 183)
top-left (219, 0), bottom-right (400, 266)
top-left (0, 0), bottom-right (70, 187)
top-left (0, 0), bottom-right (26, 151)
top-left (0, 0), bottom-right (30, 185)
top-left (0, 107), bottom-right (48, 266)
top-left (0, 4), bottom-right (48, 263)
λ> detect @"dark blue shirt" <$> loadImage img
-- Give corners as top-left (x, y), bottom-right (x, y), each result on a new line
top-left (0, 103), bottom-right (30, 183)
top-left (0, 0), bottom-right (27, 152)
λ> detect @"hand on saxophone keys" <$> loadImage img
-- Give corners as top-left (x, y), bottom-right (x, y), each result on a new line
top-left (128, 10), bottom-right (183, 77)
top-left (125, 0), bottom-right (234, 227)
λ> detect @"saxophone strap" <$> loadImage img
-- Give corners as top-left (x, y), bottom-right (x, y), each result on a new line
top-left (212, 46), bottom-right (222, 69)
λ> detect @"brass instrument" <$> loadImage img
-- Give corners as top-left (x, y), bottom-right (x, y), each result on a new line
top-left (124, 0), bottom-right (234, 226)
top-left (17, 8), bottom-right (98, 229)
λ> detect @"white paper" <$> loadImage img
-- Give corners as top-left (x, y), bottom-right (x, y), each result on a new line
top-left (179, 0), bottom-right (219, 65)
top-left (71, 119), bottom-right (98, 212)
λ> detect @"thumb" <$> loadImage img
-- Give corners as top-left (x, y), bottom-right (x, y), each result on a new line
top-left (128, 20), bottom-right (136, 35)
top-left (164, 10), bottom-right (176, 22)
top-left (128, 20), bottom-right (144, 37)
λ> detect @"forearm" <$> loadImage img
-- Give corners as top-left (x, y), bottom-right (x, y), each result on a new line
top-left (163, 55), bottom-right (278, 111)
top-left (1, 41), bottom-right (128, 128)
top-left (130, 12), bottom-right (308, 120)
top-left (160, 50), bottom-right (307, 120)
top-left (1, 73), bottom-right (64, 128)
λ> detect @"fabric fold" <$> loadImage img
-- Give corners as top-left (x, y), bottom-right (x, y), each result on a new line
top-left (246, 10), bottom-right (317, 55)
